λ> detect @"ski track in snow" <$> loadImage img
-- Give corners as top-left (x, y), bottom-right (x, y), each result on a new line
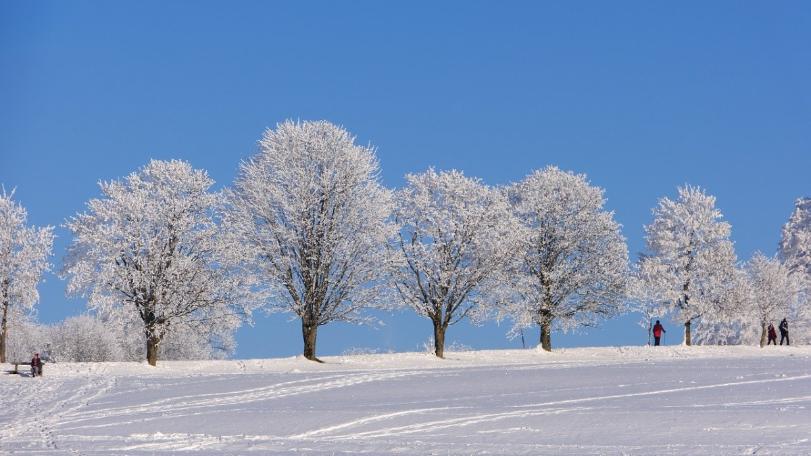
top-left (56, 370), bottom-right (421, 430)
top-left (2, 346), bottom-right (811, 455)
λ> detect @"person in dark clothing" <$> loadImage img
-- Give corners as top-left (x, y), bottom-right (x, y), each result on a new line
top-left (31, 353), bottom-right (43, 377)
top-left (767, 323), bottom-right (777, 345)
top-left (779, 318), bottom-right (790, 346)
top-left (653, 320), bottom-right (666, 346)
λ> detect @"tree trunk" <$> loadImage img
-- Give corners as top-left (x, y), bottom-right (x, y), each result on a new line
top-left (146, 331), bottom-right (161, 366)
top-left (433, 320), bottom-right (446, 358)
top-left (539, 310), bottom-right (552, 352)
top-left (684, 320), bottom-right (692, 346)
top-left (540, 320), bottom-right (552, 351)
top-left (146, 333), bottom-right (161, 366)
top-left (0, 301), bottom-right (8, 363)
top-left (760, 323), bottom-right (768, 348)
top-left (302, 321), bottom-right (322, 362)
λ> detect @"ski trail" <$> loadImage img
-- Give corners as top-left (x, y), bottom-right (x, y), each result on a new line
top-left (322, 406), bottom-right (592, 440)
top-left (295, 372), bottom-right (811, 441)
top-left (513, 372), bottom-right (811, 409)
top-left (62, 372), bottom-right (349, 418)
top-left (58, 370), bottom-right (421, 430)
top-left (665, 394), bottom-right (811, 408)
top-left (287, 407), bottom-right (463, 439)
top-left (0, 373), bottom-right (115, 454)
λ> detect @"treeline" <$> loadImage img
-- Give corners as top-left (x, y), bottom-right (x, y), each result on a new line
top-left (1, 120), bottom-right (809, 365)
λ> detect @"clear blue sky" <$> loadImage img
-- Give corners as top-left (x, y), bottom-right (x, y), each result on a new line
top-left (2, 1), bottom-right (809, 358)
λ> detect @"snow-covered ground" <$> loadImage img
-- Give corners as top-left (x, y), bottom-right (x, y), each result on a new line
top-left (2, 346), bottom-right (810, 455)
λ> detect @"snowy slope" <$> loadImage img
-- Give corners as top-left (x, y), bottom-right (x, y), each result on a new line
top-left (2, 346), bottom-right (811, 455)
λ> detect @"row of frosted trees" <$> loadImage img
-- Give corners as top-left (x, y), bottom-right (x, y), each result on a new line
top-left (1, 120), bottom-right (809, 365)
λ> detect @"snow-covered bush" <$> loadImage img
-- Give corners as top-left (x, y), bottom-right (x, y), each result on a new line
top-left (49, 315), bottom-right (122, 362)
top-left (160, 320), bottom-right (235, 360)
top-left (341, 347), bottom-right (383, 356)
top-left (692, 319), bottom-right (753, 346)
top-left (93, 307), bottom-right (237, 361)
top-left (420, 336), bottom-right (436, 354)
top-left (446, 341), bottom-right (473, 352)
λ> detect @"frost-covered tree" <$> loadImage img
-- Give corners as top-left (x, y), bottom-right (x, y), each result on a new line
top-left (4, 309), bottom-right (49, 363)
top-left (628, 256), bottom-right (673, 345)
top-left (641, 186), bottom-right (738, 346)
top-left (390, 169), bottom-right (517, 358)
top-left (501, 167), bottom-right (628, 351)
top-left (50, 315), bottom-right (123, 362)
top-left (744, 252), bottom-right (807, 347)
top-left (780, 197), bottom-right (811, 278)
top-left (691, 267), bottom-right (752, 346)
top-left (223, 120), bottom-right (395, 362)
top-left (62, 160), bottom-right (255, 366)
top-left (0, 188), bottom-right (54, 362)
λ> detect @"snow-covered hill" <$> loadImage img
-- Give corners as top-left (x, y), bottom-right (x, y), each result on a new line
top-left (2, 346), bottom-right (810, 455)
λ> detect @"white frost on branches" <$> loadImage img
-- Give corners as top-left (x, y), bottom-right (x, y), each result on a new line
top-left (743, 252), bottom-right (808, 346)
top-left (500, 167), bottom-right (628, 351)
top-left (389, 168), bottom-right (518, 358)
top-left (690, 266), bottom-right (751, 346)
top-left (628, 257), bottom-right (673, 345)
top-left (223, 120), bottom-right (395, 361)
top-left (0, 188), bottom-right (54, 362)
top-left (639, 185), bottom-right (738, 345)
top-left (62, 160), bottom-right (256, 366)
top-left (780, 197), bottom-right (811, 278)
top-left (50, 315), bottom-right (123, 362)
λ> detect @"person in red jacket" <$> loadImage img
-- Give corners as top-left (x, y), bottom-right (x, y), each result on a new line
top-left (767, 323), bottom-right (778, 346)
top-left (653, 320), bottom-right (666, 346)
top-left (31, 353), bottom-right (42, 377)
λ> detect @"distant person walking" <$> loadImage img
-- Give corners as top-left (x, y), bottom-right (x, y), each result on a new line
top-left (653, 320), bottom-right (666, 346)
top-left (779, 318), bottom-right (790, 346)
top-left (767, 323), bottom-right (777, 346)
top-left (31, 353), bottom-right (42, 377)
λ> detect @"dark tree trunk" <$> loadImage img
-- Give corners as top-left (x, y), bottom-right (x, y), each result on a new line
top-left (0, 300), bottom-right (8, 363)
top-left (681, 287), bottom-right (691, 346)
top-left (539, 309), bottom-right (552, 352)
top-left (433, 320), bottom-right (446, 358)
top-left (143, 306), bottom-right (161, 366)
top-left (302, 321), bottom-right (322, 362)
top-left (760, 323), bottom-right (768, 348)
top-left (146, 333), bottom-right (161, 366)
top-left (540, 320), bottom-right (552, 352)
top-left (684, 320), bottom-right (692, 346)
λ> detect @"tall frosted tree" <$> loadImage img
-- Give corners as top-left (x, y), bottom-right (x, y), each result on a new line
top-left (780, 197), bottom-right (811, 278)
top-left (641, 186), bottom-right (738, 346)
top-left (63, 160), bottom-right (255, 366)
top-left (0, 189), bottom-right (54, 363)
top-left (224, 120), bottom-right (395, 362)
top-left (389, 169), bottom-right (517, 358)
top-left (628, 256), bottom-right (672, 345)
top-left (745, 252), bottom-right (807, 347)
top-left (501, 167), bottom-right (628, 351)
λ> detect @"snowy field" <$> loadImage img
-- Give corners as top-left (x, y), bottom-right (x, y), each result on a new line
top-left (2, 346), bottom-right (811, 455)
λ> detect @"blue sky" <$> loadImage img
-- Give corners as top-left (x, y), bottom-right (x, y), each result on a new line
top-left (1, 1), bottom-right (810, 358)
